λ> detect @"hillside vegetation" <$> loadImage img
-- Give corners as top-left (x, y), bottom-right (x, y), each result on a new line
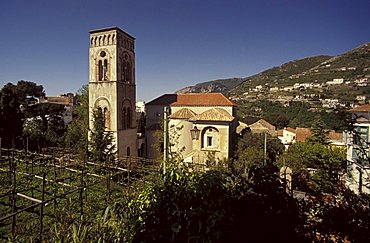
top-left (176, 77), bottom-right (245, 94)
top-left (176, 42), bottom-right (370, 97)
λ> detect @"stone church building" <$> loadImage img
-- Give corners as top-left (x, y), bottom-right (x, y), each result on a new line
top-left (145, 93), bottom-right (238, 164)
top-left (88, 27), bottom-right (238, 162)
top-left (88, 27), bottom-right (137, 158)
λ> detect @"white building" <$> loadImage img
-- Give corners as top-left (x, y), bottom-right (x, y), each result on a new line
top-left (326, 78), bottom-right (344, 85)
top-left (345, 104), bottom-right (370, 194)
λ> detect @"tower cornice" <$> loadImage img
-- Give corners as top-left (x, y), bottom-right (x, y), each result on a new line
top-left (89, 26), bottom-right (135, 40)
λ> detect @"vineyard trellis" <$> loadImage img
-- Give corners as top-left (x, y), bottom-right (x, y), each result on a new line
top-left (0, 147), bottom-right (159, 241)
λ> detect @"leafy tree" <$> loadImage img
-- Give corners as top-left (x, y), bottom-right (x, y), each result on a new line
top-left (64, 85), bottom-right (89, 155)
top-left (129, 164), bottom-right (307, 242)
top-left (233, 132), bottom-right (284, 175)
top-left (23, 117), bottom-right (44, 151)
top-left (14, 80), bottom-right (45, 104)
top-left (264, 113), bottom-right (289, 129)
top-left (234, 146), bottom-right (264, 177)
top-left (0, 83), bottom-right (23, 148)
top-left (89, 107), bottom-right (116, 163)
top-left (314, 189), bottom-right (370, 242)
top-left (23, 102), bottom-right (66, 150)
top-left (278, 142), bottom-right (346, 193)
top-left (168, 124), bottom-right (185, 162)
top-left (307, 116), bottom-right (329, 145)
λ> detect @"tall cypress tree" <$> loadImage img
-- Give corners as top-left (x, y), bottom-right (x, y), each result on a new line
top-left (307, 116), bottom-right (329, 145)
top-left (89, 107), bottom-right (116, 163)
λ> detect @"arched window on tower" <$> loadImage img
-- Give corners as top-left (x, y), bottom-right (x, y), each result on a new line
top-left (103, 59), bottom-right (108, 80)
top-left (127, 147), bottom-right (131, 156)
top-left (127, 107), bottom-right (131, 128)
top-left (121, 54), bottom-right (131, 83)
top-left (124, 61), bottom-right (131, 82)
top-left (122, 107), bottom-right (127, 129)
top-left (98, 60), bottom-right (103, 81)
top-left (121, 60), bottom-right (125, 81)
top-left (103, 107), bottom-right (110, 130)
top-left (98, 51), bottom-right (108, 81)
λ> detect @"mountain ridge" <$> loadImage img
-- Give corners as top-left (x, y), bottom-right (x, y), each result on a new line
top-left (175, 42), bottom-right (370, 97)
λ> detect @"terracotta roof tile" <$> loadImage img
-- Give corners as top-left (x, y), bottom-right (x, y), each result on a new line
top-left (172, 93), bottom-right (236, 106)
top-left (286, 127), bottom-right (296, 133)
top-left (277, 129), bottom-right (283, 136)
top-left (328, 131), bottom-right (343, 141)
top-left (351, 104), bottom-right (370, 112)
top-left (147, 93), bottom-right (236, 107)
top-left (194, 108), bottom-right (234, 121)
top-left (295, 127), bottom-right (312, 142)
top-left (256, 119), bottom-right (276, 130)
top-left (249, 119), bottom-right (276, 131)
top-left (169, 108), bottom-right (197, 119)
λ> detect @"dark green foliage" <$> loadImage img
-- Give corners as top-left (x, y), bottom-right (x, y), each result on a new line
top-left (89, 107), bottom-right (116, 163)
top-left (23, 103), bottom-right (66, 150)
top-left (64, 85), bottom-right (89, 155)
top-left (278, 142), bottom-right (346, 193)
top-left (239, 100), bottom-right (348, 131)
top-left (0, 83), bottom-right (23, 148)
top-left (131, 164), bottom-right (307, 243)
top-left (0, 80), bottom-right (62, 150)
top-left (307, 116), bottom-right (329, 145)
top-left (309, 189), bottom-right (370, 242)
top-left (233, 132), bottom-right (284, 176)
top-left (14, 80), bottom-right (45, 104)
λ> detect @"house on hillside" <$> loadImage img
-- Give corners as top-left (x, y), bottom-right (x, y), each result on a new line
top-left (327, 78), bottom-right (344, 85)
top-left (277, 127), bottom-right (344, 149)
top-left (248, 119), bottom-right (276, 136)
top-left (345, 104), bottom-right (370, 194)
top-left (277, 127), bottom-right (296, 149)
top-left (145, 93), bottom-right (238, 165)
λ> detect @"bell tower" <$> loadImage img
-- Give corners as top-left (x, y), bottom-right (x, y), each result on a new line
top-left (89, 27), bottom-right (137, 158)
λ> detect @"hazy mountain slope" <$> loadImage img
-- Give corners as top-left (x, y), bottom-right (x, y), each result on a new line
top-left (175, 42), bottom-right (370, 96)
top-left (176, 78), bottom-right (245, 94)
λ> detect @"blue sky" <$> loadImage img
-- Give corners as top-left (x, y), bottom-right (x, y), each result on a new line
top-left (0, 0), bottom-right (369, 101)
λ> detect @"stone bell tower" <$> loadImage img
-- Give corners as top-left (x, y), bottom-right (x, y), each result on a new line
top-left (89, 27), bottom-right (137, 158)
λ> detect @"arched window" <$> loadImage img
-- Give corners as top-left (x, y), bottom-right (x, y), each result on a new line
top-left (125, 61), bottom-right (131, 82)
top-left (138, 143), bottom-right (145, 157)
top-left (122, 107), bottom-right (127, 129)
top-left (103, 107), bottom-right (110, 130)
top-left (103, 59), bottom-right (108, 80)
top-left (127, 146), bottom-right (130, 156)
top-left (98, 60), bottom-right (103, 80)
top-left (127, 107), bottom-right (131, 128)
top-left (121, 54), bottom-right (131, 82)
top-left (201, 127), bottom-right (219, 149)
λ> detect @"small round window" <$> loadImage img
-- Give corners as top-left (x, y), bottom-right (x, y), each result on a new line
top-left (100, 51), bottom-right (106, 57)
